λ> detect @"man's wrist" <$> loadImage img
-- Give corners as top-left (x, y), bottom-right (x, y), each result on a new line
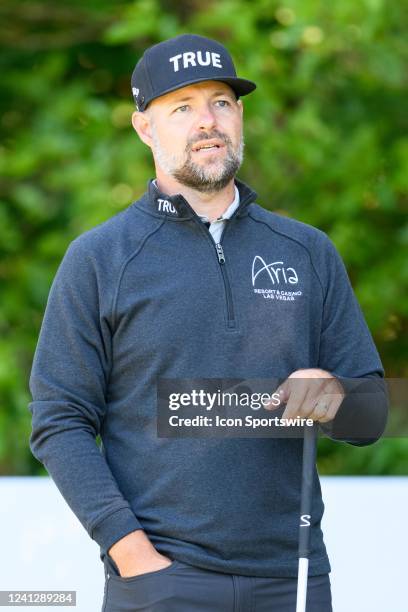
top-left (108, 529), bottom-right (155, 561)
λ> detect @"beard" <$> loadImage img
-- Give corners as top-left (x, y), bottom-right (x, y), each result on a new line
top-left (150, 125), bottom-right (244, 193)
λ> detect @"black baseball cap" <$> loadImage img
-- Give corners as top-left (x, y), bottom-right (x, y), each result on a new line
top-left (131, 33), bottom-right (256, 111)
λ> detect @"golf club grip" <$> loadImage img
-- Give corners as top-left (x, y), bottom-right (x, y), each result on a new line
top-left (298, 422), bottom-right (318, 558)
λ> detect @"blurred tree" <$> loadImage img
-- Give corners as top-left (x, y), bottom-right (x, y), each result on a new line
top-left (0, 0), bottom-right (407, 475)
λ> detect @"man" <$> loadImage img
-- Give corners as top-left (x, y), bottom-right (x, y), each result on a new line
top-left (29, 34), bottom-right (388, 611)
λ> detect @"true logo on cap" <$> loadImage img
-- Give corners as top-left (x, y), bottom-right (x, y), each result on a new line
top-left (169, 51), bottom-right (223, 72)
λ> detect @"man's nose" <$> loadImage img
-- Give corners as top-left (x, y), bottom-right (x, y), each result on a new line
top-left (196, 104), bottom-right (217, 130)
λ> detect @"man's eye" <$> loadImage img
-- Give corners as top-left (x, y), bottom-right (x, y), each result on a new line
top-left (215, 100), bottom-right (230, 108)
top-left (175, 105), bottom-right (189, 113)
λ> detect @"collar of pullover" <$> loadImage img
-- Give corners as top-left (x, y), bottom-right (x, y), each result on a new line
top-left (135, 177), bottom-right (258, 221)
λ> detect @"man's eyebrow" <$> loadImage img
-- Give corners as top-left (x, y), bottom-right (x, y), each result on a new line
top-left (171, 96), bottom-right (194, 104)
top-left (211, 90), bottom-right (235, 97)
top-left (170, 90), bottom-right (235, 104)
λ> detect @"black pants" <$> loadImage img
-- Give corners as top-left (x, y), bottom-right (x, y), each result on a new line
top-left (102, 556), bottom-right (332, 612)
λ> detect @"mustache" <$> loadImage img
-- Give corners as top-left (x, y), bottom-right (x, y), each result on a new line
top-left (186, 130), bottom-right (232, 152)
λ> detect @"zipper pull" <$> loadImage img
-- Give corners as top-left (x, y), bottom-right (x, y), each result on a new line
top-left (215, 243), bottom-right (225, 264)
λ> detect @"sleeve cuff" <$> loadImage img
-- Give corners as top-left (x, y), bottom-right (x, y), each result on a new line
top-left (91, 507), bottom-right (143, 556)
top-left (319, 374), bottom-right (388, 444)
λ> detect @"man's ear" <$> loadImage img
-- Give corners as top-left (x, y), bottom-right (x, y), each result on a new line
top-left (132, 110), bottom-right (153, 148)
top-left (237, 99), bottom-right (243, 117)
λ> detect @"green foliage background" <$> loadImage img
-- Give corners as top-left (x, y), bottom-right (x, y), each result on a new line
top-left (0, 0), bottom-right (407, 475)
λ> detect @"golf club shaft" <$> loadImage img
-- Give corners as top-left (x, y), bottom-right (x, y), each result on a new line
top-left (296, 422), bottom-right (318, 612)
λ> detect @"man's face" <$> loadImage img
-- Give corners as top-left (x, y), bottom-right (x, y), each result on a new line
top-left (136, 81), bottom-right (244, 193)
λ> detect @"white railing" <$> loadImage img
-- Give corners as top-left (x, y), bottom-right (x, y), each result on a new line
top-left (0, 477), bottom-right (406, 611)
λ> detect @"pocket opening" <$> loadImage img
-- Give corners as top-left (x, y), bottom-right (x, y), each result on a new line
top-left (107, 559), bottom-right (181, 583)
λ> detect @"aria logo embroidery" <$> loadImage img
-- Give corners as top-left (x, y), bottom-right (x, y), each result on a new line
top-left (251, 256), bottom-right (302, 302)
top-left (157, 198), bottom-right (177, 215)
top-left (169, 51), bottom-right (223, 72)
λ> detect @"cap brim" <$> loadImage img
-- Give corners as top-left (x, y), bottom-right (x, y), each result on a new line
top-left (143, 76), bottom-right (256, 109)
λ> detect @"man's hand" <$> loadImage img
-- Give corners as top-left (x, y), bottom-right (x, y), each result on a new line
top-left (108, 529), bottom-right (172, 578)
top-left (266, 368), bottom-right (345, 423)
